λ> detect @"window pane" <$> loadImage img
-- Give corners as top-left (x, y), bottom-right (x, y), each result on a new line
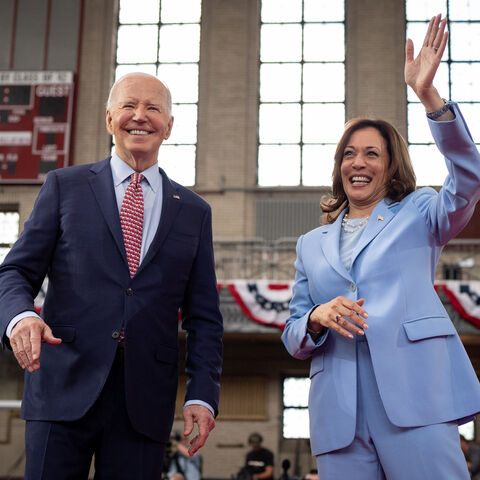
top-left (406, 1), bottom-right (446, 21)
top-left (450, 1), bottom-right (480, 21)
top-left (258, 145), bottom-right (300, 186)
top-left (451, 63), bottom-right (480, 101)
top-left (119, 0), bottom-right (159, 24)
top-left (166, 104), bottom-right (197, 145)
top-left (0, 212), bottom-right (19, 244)
top-left (259, 104), bottom-right (301, 143)
top-left (406, 21), bottom-right (430, 57)
top-left (159, 25), bottom-right (200, 62)
top-left (0, 247), bottom-right (10, 263)
top-left (457, 103), bottom-right (480, 140)
top-left (450, 23), bottom-right (480, 61)
top-left (303, 103), bottom-right (345, 144)
top-left (260, 24), bottom-right (303, 62)
top-left (407, 103), bottom-right (434, 144)
top-left (261, 0), bottom-right (302, 23)
top-left (304, 24), bottom-right (345, 62)
top-left (117, 25), bottom-right (158, 63)
top-left (409, 145), bottom-right (448, 186)
top-left (303, 63), bottom-right (345, 102)
top-left (283, 408), bottom-right (310, 439)
top-left (304, 0), bottom-right (344, 22)
top-left (159, 145), bottom-right (195, 186)
top-left (160, 0), bottom-right (201, 23)
top-left (302, 145), bottom-right (336, 186)
top-left (284, 377), bottom-right (310, 407)
top-left (115, 64), bottom-right (157, 80)
top-left (157, 64), bottom-right (199, 103)
top-left (260, 64), bottom-right (302, 102)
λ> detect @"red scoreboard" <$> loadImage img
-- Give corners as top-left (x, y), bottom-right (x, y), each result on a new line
top-left (0, 71), bottom-right (74, 184)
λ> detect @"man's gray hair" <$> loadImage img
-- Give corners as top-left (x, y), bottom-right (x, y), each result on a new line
top-left (106, 72), bottom-right (172, 115)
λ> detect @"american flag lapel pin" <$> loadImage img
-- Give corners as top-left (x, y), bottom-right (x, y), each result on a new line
top-left (377, 215), bottom-right (384, 221)
top-left (173, 194), bottom-right (180, 200)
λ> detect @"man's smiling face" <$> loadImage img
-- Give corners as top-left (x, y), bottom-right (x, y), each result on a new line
top-left (106, 74), bottom-right (173, 168)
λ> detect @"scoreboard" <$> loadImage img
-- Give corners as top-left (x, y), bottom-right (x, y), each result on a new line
top-left (0, 71), bottom-right (74, 183)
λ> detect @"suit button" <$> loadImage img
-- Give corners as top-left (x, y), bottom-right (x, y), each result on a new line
top-left (112, 331), bottom-right (120, 339)
top-left (126, 288), bottom-right (133, 296)
top-left (349, 283), bottom-right (356, 292)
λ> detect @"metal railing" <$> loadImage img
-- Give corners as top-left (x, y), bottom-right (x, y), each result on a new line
top-left (214, 237), bottom-right (480, 281)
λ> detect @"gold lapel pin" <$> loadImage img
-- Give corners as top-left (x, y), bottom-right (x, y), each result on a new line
top-left (377, 215), bottom-right (384, 221)
top-left (173, 195), bottom-right (180, 200)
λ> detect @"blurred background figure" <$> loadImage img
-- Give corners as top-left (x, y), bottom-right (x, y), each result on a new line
top-left (460, 435), bottom-right (480, 480)
top-left (244, 432), bottom-right (274, 480)
top-left (168, 431), bottom-right (203, 480)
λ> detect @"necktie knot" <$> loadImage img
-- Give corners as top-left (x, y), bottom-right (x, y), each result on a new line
top-left (130, 173), bottom-right (144, 185)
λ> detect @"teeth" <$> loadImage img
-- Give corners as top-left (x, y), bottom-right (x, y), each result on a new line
top-left (129, 130), bottom-right (149, 135)
top-left (351, 176), bottom-right (370, 183)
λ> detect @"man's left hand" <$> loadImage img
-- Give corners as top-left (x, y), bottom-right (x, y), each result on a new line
top-left (183, 404), bottom-right (215, 456)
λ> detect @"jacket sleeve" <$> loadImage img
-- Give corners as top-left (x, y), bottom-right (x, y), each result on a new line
top-left (414, 103), bottom-right (480, 245)
top-left (0, 171), bottom-right (60, 346)
top-left (281, 235), bottom-right (329, 360)
top-left (180, 205), bottom-right (223, 416)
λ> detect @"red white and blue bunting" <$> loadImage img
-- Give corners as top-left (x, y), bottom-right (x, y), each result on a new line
top-left (226, 280), bottom-right (480, 330)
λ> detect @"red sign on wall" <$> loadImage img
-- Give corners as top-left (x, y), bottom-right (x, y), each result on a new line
top-left (0, 71), bottom-right (74, 183)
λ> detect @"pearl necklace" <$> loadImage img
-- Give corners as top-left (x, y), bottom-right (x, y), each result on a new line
top-left (341, 214), bottom-right (369, 233)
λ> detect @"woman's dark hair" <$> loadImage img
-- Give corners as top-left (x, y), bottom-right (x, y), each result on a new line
top-left (321, 118), bottom-right (416, 224)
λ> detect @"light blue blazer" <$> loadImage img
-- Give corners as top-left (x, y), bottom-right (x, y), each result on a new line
top-left (282, 104), bottom-right (480, 456)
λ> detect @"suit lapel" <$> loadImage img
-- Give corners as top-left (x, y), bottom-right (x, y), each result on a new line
top-left (350, 199), bottom-right (396, 267)
top-left (137, 168), bottom-right (183, 272)
top-left (88, 158), bottom-right (128, 267)
top-left (318, 212), bottom-right (351, 281)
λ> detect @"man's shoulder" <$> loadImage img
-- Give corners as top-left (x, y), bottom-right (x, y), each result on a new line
top-left (49, 158), bottom-right (110, 180)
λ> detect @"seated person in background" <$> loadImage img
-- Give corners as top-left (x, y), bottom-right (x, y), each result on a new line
top-left (245, 433), bottom-right (274, 480)
top-left (168, 432), bottom-right (202, 480)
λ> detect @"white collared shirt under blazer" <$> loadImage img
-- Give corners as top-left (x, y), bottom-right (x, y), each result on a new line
top-left (282, 103), bottom-right (480, 457)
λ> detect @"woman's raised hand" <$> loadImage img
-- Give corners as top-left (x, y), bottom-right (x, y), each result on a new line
top-left (405, 13), bottom-right (448, 112)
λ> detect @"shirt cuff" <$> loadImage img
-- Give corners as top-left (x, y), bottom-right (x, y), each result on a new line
top-left (6, 311), bottom-right (40, 338)
top-left (184, 400), bottom-right (215, 416)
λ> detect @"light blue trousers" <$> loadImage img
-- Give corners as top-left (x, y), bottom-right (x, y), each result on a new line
top-left (316, 336), bottom-right (470, 480)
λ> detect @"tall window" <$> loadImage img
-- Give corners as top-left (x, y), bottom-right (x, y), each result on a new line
top-left (258, 0), bottom-right (345, 187)
top-left (115, 0), bottom-right (201, 186)
top-left (283, 376), bottom-right (310, 438)
top-left (0, 208), bottom-right (19, 263)
top-left (406, 1), bottom-right (480, 186)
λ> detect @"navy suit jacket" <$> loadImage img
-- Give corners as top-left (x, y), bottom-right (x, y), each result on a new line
top-left (282, 104), bottom-right (480, 455)
top-left (0, 157), bottom-right (223, 442)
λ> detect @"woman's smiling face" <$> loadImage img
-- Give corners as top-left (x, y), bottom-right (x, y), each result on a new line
top-left (340, 126), bottom-right (390, 212)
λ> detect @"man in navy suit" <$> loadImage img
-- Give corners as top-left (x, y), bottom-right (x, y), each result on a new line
top-left (0, 72), bottom-right (223, 479)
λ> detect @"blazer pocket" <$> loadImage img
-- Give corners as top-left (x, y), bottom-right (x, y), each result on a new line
top-left (50, 325), bottom-right (76, 343)
top-left (309, 353), bottom-right (325, 378)
top-left (403, 315), bottom-right (456, 342)
top-left (155, 345), bottom-right (179, 364)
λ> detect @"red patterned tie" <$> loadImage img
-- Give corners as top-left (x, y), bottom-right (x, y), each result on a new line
top-left (120, 173), bottom-right (144, 277)
top-left (118, 173), bottom-right (144, 345)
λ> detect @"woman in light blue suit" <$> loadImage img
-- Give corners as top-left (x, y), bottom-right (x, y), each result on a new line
top-left (282, 15), bottom-right (480, 480)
